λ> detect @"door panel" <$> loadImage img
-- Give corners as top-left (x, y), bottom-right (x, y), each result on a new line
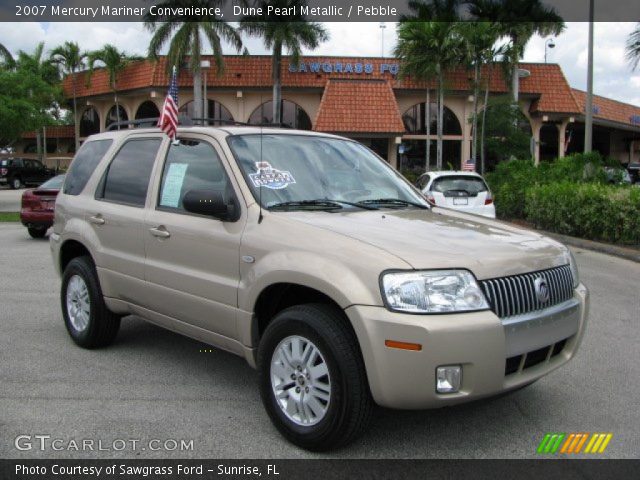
top-left (144, 137), bottom-right (245, 339)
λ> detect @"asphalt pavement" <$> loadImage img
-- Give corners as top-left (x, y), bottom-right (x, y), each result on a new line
top-left (0, 187), bottom-right (23, 212)
top-left (0, 223), bottom-right (638, 459)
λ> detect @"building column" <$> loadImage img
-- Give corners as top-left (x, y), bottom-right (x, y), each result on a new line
top-left (388, 138), bottom-right (398, 169)
top-left (532, 120), bottom-right (542, 165)
top-left (557, 119), bottom-right (569, 158)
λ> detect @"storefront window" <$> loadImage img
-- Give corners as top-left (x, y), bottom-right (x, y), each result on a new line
top-left (106, 105), bottom-right (128, 130)
top-left (79, 107), bottom-right (100, 137)
top-left (398, 139), bottom-right (462, 177)
top-left (248, 100), bottom-right (312, 130)
top-left (179, 100), bottom-right (234, 125)
top-left (135, 101), bottom-right (160, 124)
top-left (402, 103), bottom-right (461, 135)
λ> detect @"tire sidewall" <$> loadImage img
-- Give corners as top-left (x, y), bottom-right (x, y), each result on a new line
top-left (11, 178), bottom-right (21, 189)
top-left (60, 258), bottom-right (99, 346)
top-left (258, 314), bottom-right (350, 447)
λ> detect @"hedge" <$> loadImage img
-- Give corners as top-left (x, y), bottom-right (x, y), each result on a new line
top-left (525, 183), bottom-right (640, 244)
top-left (483, 153), bottom-right (640, 245)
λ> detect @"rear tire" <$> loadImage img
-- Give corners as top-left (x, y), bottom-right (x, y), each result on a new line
top-left (27, 226), bottom-right (47, 238)
top-left (60, 256), bottom-right (121, 348)
top-left (258, 303), bottom-right (373, 451)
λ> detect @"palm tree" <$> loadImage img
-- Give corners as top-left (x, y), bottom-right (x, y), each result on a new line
top-left (479, 43), bottom-right (506, 174)
top-left (0, 43), bottom-right (14, 69)
top-left (458, 22), bottom-right (501, 170)
top-left (15, 42), bottom-right (59, 85)
top-left (86, 45), bottom-right (140, 129)
top-left (469, 0), bottom-right (564, 103)
top-left (240, 0), bottom-right (328, 124)
top-left (396, 15), bottom-right (464, 169)
top-left (144, 0), bottom-right (242, 121)
top-left (50, 42), bottom-right (88, 151)
top-left (626, 23), bottom-right (640, 70)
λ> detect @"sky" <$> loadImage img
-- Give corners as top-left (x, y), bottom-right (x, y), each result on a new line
top-left (2, 21), bottom-right (639, 107)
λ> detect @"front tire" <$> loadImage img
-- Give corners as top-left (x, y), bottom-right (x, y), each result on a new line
top-left (60, 256), bottom-right (121, 348)
top-left (258, 304), bottom-right (373, 451)
top-left (10, 177), bottom-right (22, 189)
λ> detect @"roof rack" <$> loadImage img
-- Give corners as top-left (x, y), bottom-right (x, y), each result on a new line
top-left (105, 117), bottom-right (294, 131)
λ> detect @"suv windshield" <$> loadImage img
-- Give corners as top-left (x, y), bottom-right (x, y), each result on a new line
top-left (228, 134), bottom-right (427, 210)
top-left (431, 176), bottom-right (488, 196)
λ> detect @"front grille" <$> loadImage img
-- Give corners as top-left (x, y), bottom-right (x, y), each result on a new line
top-left (505, 338), bottom-right (568, 376)
top-left (480, 265), bottom-right (574, 319)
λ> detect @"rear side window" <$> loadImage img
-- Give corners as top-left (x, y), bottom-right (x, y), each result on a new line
top-left (431, 176), bottom-right (488, 195)
top-left (99, 138), bottom-right (161, 207)
top-left (64, 140), bottom-right (113, 195)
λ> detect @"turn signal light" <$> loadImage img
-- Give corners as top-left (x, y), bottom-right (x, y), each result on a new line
top-left (0, 168), bottom-right (7, 176)
top-left (384, 340), bottom-right (422, 351)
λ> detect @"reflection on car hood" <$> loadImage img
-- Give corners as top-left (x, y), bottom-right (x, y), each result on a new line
top-left (281, 207), bottom-right (570, 280)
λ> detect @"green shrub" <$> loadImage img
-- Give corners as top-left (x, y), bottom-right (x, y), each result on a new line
top-left (485, 152), bottom-right (609, 219)
top-left (525, 183), bottom-right (640, 244)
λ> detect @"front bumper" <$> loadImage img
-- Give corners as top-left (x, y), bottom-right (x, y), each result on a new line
top-left (346, 283), bottom-right (588, 409)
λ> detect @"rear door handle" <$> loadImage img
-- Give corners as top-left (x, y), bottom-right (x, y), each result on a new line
top-left (149, 226), bottom-right (171, 239)
top-left (88, 214), bottom-right (105, 225)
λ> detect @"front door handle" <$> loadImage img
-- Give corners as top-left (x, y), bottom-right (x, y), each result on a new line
top-left (88, 214), bottom-right (105, 225)
top-left (149, 226), bottom-right (171, 239)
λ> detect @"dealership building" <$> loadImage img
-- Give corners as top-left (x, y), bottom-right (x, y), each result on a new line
top-left (19, 55), bottom-right (640, 173)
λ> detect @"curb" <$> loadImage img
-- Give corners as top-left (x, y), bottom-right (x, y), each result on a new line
top-left (501, 220), bottom-right (640, 264)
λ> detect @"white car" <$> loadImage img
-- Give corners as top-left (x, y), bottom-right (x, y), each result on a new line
top-left (416, 171), bottom-right (496, 218)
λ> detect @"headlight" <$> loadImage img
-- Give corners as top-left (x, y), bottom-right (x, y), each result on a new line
top-left (381, 270), bottom-right (489, 313)
top-left (568, 250), bottom-right (580, 288)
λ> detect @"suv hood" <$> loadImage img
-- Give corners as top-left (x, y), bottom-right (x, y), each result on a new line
top-left (280, 207), bottom-right (570, 280)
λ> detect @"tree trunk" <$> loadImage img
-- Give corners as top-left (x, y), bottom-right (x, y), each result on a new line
top-left (437, 70), bottom-right (444, 170)
top-left (481, 63), bottom-right (492, 175)
top-left (113, 80), bottom-right (120, 130)
top-left (511, 33), bottom-right (519, 104)
top-left (472, 61), bottom-right (479, 166)
top-left (425, 89), bottom-right (431, 171)
top-left (272, 44), bottom-right (282, 125)
top-left (193, 68), bottom-right (203, 122)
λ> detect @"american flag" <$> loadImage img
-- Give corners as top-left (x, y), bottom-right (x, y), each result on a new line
top-left (158, 66), bottom-right (179, 140)
top-left (462, 157), bottom-right (476, 172)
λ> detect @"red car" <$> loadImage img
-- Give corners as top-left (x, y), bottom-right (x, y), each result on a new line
top-left (20, 174), bottom-right (65, 238)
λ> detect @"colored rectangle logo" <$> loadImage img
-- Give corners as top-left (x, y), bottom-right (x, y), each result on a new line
top-left (537, 433), bottom-right (612, 454)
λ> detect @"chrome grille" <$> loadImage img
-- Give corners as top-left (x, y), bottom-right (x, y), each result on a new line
top-left (480, 265), bottom-right (574, 318)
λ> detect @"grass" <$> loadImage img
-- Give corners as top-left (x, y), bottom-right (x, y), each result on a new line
top-left (0, 212), bottom-right (20, 222)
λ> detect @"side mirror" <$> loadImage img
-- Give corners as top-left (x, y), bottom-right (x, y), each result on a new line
top-left (183, 189), bottom-right (235, 220)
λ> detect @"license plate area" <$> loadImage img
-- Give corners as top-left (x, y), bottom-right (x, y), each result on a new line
top-left (453, 197), bottom-right (468, 205)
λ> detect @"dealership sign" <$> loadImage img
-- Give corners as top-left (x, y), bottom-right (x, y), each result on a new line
top-left (289, 61), bottom-right (399, 75)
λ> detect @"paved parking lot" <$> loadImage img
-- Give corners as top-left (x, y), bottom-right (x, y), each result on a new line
top-left (0, 223), bottom-right (638, 459)
top-left (0, 187), bottom-right (22, 212)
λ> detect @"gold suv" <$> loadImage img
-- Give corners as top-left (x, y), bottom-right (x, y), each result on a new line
top-left (50, 127), bottom-right (588, 451)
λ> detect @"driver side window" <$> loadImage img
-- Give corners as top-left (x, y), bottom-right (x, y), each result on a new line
top-left (157, 139), bottom-right (232, 213)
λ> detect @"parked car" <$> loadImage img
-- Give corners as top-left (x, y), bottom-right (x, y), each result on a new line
top-left (0, 158), bottom-right (55, 189)
top-left (604, 167), bottom-right (632, 185)
top-left (51, 128), bottom-right (588, 451)
top-left (416, 170), bottom-right (496, 218)
top-left (627, 162), bottom-right (640, 184)
top-left (20, 174), bottom-right (65, 238)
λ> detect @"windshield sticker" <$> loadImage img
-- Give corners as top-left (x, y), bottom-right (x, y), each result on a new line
top-left (160, 163), bottom-right (188, 208)
top-left (249, 161), bottom-right (296, 190)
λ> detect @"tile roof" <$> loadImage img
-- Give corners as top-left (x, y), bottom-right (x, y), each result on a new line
top-left (61, 56), bottom-right (640, 130)
top-left (571, 88), bottom-right (640, 128)
top-left (314, 79), bottom-right (405, 133)
top-left (22, 125), bottom-right (75, 139)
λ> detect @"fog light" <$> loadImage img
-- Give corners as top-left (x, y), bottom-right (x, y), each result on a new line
top-left (436, 365), bottom-right (461, 393)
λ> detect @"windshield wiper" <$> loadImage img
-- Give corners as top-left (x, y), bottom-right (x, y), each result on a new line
top-left (267, 200), bottom-right (344, 211)
top-left (358, 198), bottom-right (429, 209)
top-left (324, 199), bottom-right (379, 210)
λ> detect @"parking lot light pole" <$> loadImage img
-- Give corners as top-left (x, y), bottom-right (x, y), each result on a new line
top-left (584, 0), bottom-right (594, 153)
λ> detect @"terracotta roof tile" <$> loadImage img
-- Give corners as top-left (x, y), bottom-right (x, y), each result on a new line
top-left (572, 88), bottom-right (640, 128)
top-left (314, 79), bottom-right (405, 133)
top-left (22, 125), bottom-right (75, 139)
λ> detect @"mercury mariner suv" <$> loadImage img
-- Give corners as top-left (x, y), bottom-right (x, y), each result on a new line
top-left (50, 127), bottom-right (588, 451)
